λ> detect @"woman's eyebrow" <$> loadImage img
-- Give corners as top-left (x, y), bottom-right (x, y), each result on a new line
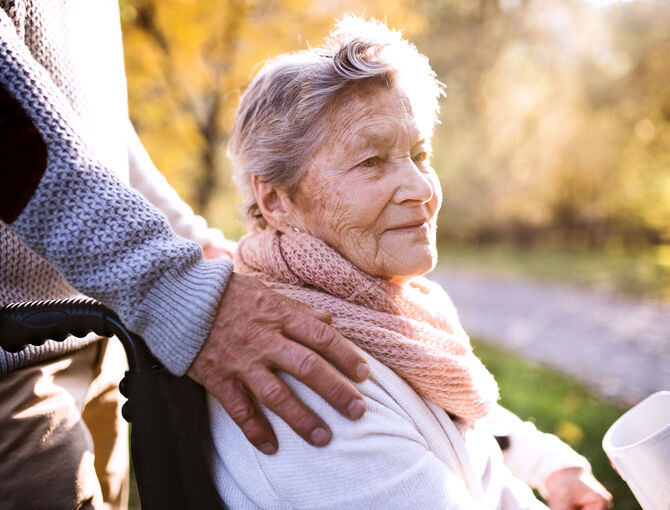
top-left (354, 126), bottom-right (397, 148)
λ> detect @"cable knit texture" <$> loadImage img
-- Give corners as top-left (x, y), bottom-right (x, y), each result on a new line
top-left (0, 1), bottom-right (233, 375)
top-left (236, 228), bottom-right (499, 423)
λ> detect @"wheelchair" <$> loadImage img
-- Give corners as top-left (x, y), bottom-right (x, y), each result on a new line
top-left (0, 298), bottom-right (227, 510)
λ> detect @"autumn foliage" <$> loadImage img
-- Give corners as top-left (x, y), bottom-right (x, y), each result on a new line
top-left (121, 0), bottom-right (670, 249)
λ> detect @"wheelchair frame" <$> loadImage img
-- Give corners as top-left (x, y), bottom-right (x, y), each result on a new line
top-left (0, 298), bottom-right (226, 510)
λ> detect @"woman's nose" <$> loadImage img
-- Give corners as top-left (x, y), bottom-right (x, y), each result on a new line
top-left (393, 158), bottom-right (435, 205)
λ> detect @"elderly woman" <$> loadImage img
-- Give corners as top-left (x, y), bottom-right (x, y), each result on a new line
top-left (208, 16), bottom-right (611, 509)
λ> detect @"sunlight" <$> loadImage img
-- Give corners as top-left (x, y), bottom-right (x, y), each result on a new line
top-left (583, 0), bottom-right (638, 7)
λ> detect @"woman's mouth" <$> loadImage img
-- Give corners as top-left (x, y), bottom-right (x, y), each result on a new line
top-left (387, 221), bottom-right (429, 234)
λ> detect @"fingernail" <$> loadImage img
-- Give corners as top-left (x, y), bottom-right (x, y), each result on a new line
top-left (315, 309), bottom-right (332, 324)
top-left (347, 398), bottom-right (366, 419)
top-left (259, 442), bottom-right (277, 455)
top-left (310, 426), bottom-right (330, 446)
top-left (356, 362), bottom-right (370, 380)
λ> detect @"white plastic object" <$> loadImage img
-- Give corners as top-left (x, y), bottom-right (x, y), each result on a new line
top-left (602, 391), bottom-right (670, 510)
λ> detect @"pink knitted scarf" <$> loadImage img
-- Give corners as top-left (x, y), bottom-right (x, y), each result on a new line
top-left (235, 228), bottom-right (499, 423)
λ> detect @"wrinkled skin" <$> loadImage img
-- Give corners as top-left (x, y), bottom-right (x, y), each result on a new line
top-left (257, 84), bottom-right (442, 285)
top-left (189, 272), bottom-right (369, 454)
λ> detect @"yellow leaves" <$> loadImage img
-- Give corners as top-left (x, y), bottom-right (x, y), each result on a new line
top-left (656, 245), bottom-right (670, 269)
top-left (554, 420), bottom-right (585, 447)
top-left (634, 118), bottom-right (656, 143)
top-left (121, 0), bottom-right (669, 245)
top-left (122, 0), bottom-right (425, 221)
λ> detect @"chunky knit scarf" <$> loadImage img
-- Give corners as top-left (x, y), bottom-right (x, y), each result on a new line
top-left (235, 228), bottom-right (499, 423)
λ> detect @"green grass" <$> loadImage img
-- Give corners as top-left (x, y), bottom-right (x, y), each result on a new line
top-left (437, 243), bottom-right (670, 301)
top-left (129, 453), bottom-right (140, 510)
top-left (473, 340), bottom-right (640, 509)
top-left (127, 342), bottom-right (640, 509)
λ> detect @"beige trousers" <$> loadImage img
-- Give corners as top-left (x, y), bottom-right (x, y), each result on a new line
top-left (0, 337), bottom-right (129, 510)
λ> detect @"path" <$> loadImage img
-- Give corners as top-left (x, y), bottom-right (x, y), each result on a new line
top-left (429, 267), bottom-right (670, 405)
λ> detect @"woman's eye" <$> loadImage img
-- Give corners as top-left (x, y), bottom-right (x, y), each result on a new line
top-left (413, 151), bottom-right (428, 163)
top-left (359, 156), bottom-right (383, 168)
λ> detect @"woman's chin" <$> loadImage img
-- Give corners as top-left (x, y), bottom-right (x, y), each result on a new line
top-left (386, 249), bottom-right (437, 284)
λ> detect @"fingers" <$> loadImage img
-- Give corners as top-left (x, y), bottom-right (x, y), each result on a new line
top-left (190, 272), bottom-right (372, 454)
top-left (271, 337), bottom-right (367, 420)
top-left (581, 503), bottom-right (610, 510)
top-left (202, 244), bottom-right (234, 260)
top-left (309, 308), bottom-right (333, 324)
top-left (546, 467), bottom-right (613, 510)
top-left (282, 311), bottom-right (370, 382)
top-left (246, 366), bottom-right (332, 446)
top-left (208, 376), bottom-right (279, 454)
top-left (577, 487), bottom-right (612, 510)
top-left (202, 239), bottom-right (238, 260)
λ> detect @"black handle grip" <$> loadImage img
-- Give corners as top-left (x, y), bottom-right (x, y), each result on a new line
top-left (0, 298), bottom-right (116, 352)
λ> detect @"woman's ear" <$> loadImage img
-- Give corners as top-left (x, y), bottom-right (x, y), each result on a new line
top-left (251, 175), bottom-right (293, 232)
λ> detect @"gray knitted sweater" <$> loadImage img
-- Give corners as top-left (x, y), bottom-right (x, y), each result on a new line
top-left (0, 0), bottom-right (233, 375)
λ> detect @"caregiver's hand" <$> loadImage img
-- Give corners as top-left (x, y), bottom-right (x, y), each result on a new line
top-left (188, 272), bottom-right (370, 455)
top-left (545, 467), bottom-right (612, 510)
top-left (202, 239), bottom-right (237, 260)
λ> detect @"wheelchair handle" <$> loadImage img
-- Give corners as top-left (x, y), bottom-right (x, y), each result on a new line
top-left (0, 298), bottom-right (153, 370)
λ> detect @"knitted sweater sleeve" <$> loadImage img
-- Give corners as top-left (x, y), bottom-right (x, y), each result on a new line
top-left (0, 11), bottom-right (233, 375)
top-left (127, 120), bottom-right (233, 251)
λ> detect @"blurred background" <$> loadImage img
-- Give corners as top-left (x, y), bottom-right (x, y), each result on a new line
top-left (119, 1), bottom-right (669, 507)
top-left (120, 0), bottom-right (669, 302)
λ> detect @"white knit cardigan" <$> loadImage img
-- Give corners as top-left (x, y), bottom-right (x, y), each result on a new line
top-left (209, 351), bottom-right (590, 509)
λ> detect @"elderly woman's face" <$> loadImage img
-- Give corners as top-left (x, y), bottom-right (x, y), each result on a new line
top-left (287, 84), bottom-right (442, 283)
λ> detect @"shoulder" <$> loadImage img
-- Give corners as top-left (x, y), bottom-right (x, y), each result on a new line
top-left (208, 353), bottom-right (473, 509)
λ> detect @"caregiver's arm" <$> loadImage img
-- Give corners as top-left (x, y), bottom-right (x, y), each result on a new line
top-left (0, 11), bottom-right (368, 453)
top-left (126, 121), bottom-right (236, 258)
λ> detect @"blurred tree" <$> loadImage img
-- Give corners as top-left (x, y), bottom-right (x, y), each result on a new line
top-left (416, 0), bottom-right (670, 248)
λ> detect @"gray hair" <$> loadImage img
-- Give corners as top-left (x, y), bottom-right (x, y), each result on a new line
top-left (229, 15), bottom-right (444, 231)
